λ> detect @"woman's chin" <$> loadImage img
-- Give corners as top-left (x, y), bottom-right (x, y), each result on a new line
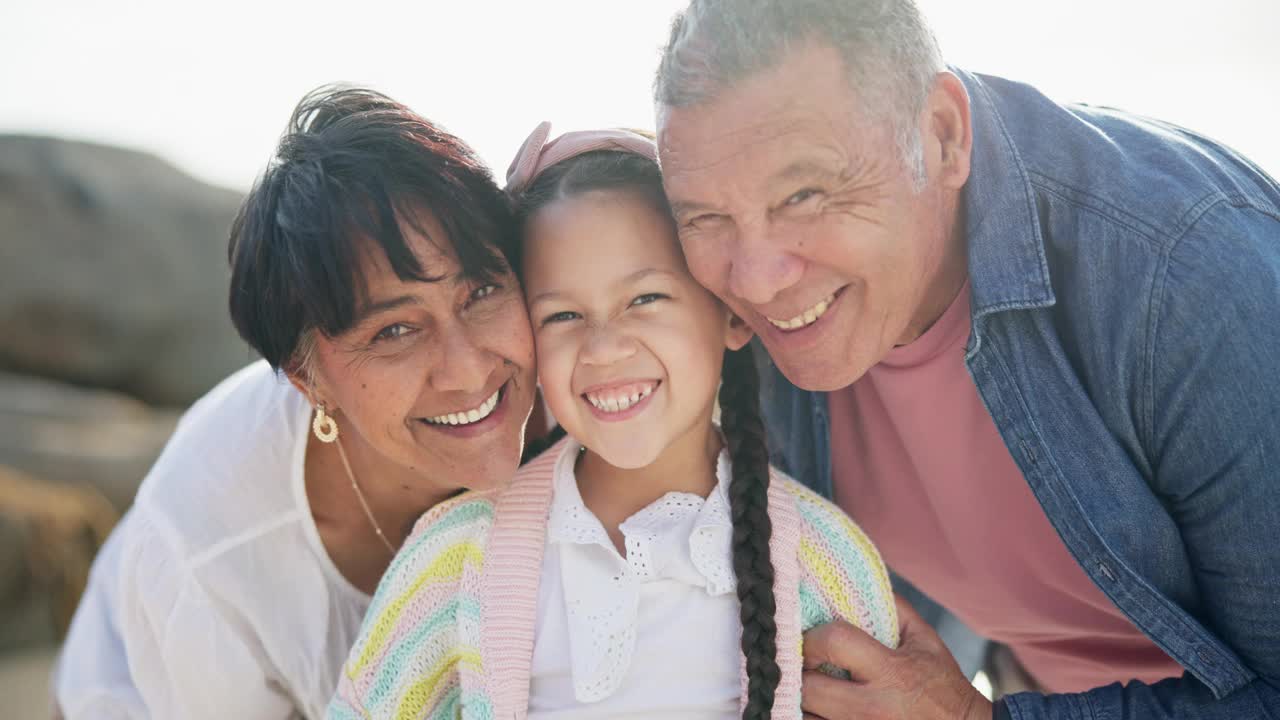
top-left (458, 451), bottom-right (522, 492)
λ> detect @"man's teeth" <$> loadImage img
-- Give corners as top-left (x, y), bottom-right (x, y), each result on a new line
top-left (424, 388), bottom-right (501, 426)
top-left (584, 383), bottom-right (656, 413)
top-left (767, 293), bottom-right (836, 331)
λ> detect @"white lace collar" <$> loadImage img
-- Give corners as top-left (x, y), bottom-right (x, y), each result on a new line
top-left (544, 439), bottom-right (736, 702)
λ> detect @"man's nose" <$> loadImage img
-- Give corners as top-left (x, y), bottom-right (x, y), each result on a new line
top-left (726, 225), bottom-right (805, 306)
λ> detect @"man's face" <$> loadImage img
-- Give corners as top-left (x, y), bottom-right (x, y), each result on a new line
top-left (658, 42), bottom-right (966, 392)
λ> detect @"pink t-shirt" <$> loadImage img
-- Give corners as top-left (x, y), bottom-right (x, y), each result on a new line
top-left (827, 282), bottom-right (1183, 693)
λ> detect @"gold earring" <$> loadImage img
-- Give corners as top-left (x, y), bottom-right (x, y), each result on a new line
top-left (313, 403), bottom-right (339, 443)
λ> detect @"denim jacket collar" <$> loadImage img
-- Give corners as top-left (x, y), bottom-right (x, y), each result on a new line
top-left (957, 69), bottom-right (1056, 354)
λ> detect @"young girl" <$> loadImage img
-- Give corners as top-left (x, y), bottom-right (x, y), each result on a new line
top-left (328, 124), bottom-right (899, 720)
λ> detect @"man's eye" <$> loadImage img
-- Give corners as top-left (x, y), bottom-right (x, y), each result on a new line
top-left (684, 213), bottom-right (720, 229)
top-left (785, 189), bottom-right (821, 206)
top-left (541, 311), bottom-right (580, 326)
top-left (373, 323), bottom-right (412, 343)
top-left (630, 293), bottom-right (668, 307)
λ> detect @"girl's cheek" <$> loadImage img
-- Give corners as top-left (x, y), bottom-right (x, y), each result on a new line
top-left (537, 347), bottom-right (577, 411)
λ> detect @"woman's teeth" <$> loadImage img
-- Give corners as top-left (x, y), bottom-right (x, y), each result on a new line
top-left (767, 292), bottom-right (836, 331)
top-left (584, 382), bottom-right (656, 413)
top-left (424, 388), bottom-right (501, 426)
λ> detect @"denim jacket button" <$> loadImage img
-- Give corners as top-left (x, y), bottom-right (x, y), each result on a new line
top-left (1197, 647), bottom-right (1216, 666)
top-left (1019, 440), bottom-right (1038, 466)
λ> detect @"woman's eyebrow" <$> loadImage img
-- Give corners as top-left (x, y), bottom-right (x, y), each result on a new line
top-left (351, 294), bottom-right (420, 325)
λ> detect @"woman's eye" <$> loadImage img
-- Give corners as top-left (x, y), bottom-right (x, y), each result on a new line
top-left (470, 283), bottom-right (500, 303)
top-left (785, 189), bottom-right (821, 206)
top-left (372, 323), bottom-right (412, 343)
top-left (630, 293), bottom-right (668, 307)
top-left (541, 311), bottom-right (580, 326)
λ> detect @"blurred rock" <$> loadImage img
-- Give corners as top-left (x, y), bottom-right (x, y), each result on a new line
top-left (0, 135), bottom-right (256, 406)
top-left (0, 372), bottom-right (180, 511)
top-left (0, 644), bottom-right (58, 720)
top-left (0, 463), bottom-right (118, 649)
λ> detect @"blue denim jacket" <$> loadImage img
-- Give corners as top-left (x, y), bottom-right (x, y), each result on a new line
top-left (755, 69), bottom-right (1280, 720)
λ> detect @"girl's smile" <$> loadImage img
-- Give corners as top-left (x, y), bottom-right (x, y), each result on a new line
top-left (580, 379), bottom-right (662, 422)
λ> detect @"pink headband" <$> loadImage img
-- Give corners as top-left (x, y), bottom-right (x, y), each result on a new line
top-left (504, 121), bottom-right (658, 195)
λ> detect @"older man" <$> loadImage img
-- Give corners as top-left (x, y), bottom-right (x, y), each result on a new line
top-left (654, 1), bottom-right (1280, 719)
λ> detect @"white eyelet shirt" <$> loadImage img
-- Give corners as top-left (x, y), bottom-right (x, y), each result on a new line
top-left (527, 440), bottom-right (743, 719)
top-left (55, 362), bottom-right (371, 719)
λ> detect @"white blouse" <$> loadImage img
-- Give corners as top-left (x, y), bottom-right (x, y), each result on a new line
top-left (528, 440), bottom-right (744, 719)
top-left (55, 362), bottom-right (371, 720)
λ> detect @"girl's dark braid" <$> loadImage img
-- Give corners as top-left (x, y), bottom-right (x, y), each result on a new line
top-left (719, 345), bottom-right (779, 720)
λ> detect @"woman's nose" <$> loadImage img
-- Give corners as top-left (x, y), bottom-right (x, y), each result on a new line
top-left (429, 323), bottom-right (492, 393)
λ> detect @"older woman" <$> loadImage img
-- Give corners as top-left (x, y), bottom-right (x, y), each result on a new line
top-left (54, 87), bottom-right (539, 719)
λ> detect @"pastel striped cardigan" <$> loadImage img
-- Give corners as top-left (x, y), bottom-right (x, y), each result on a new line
top-left (329, 439), bottom-right (899, 720)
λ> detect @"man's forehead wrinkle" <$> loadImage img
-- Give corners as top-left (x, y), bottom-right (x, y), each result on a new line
top-left (665, 111), bottom-right (832, 177)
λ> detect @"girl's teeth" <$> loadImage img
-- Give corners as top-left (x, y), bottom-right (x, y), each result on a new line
top-left (586, 384), bottom-right (654, 413)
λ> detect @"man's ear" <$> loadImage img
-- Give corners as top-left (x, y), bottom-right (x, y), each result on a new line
top-left (724, 311), bottom-right (755, 352)
top-left (924, 71), bottom-right (972, 191)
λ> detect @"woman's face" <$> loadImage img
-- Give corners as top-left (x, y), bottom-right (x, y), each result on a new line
top-left (306, 210), bottom-right (537, 492)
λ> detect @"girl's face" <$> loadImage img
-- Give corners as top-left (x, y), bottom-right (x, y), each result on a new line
top-left (523, 189), bottom-right (753, 469)
top-left (307, 209), bottom-right (537, 493)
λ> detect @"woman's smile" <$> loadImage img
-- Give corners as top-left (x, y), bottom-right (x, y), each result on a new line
top-left (417, 380), bottom-right (512, 438)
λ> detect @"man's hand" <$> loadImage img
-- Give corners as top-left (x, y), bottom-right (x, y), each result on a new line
top-left (801, 594), bottom-right (993, 720)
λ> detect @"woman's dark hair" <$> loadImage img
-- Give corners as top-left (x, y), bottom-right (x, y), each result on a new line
top-left (228, 85), bottom-right (517, 371)
top-left (515, 148), bottom-right (780, 719)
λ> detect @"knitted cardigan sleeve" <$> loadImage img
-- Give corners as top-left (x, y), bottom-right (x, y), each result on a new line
top-left (327, 492), bottom-right (496, 720)
top-left (784, 478), bottom-right (900, 649)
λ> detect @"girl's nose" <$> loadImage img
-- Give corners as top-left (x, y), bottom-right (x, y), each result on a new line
top-left (579, 325), bottom-right (638, 367)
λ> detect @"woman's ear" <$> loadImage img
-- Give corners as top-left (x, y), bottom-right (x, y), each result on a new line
top-left (283, 369), bottom-right (321, 408)
top-left (723, 311), bottom-right (755, 352)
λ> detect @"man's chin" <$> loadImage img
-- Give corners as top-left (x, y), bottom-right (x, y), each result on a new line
top-left (766, 345), bottom-right (867, 393)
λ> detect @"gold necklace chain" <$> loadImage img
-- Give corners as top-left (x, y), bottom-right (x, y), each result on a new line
top-left (333, 438), bottom-right (397, 557)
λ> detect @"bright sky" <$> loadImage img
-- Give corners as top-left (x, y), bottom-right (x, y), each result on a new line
top-left (3, 0), bottom-right (1276, 191)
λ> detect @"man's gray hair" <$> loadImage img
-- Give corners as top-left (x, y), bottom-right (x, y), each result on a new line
top-left (655, 0), bottom-right (943, 182)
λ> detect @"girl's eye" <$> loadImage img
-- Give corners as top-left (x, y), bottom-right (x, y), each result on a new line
top-left (630, 293), bottom-right (668, 307)
top-left (470, 283), bottom-right (500, 303)
top-left (785, 188), bottom-right (822, 206)
top-left (372, 323), bottom-right (413, 343)
top-left (541, 310), bottom-right (580, 326)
